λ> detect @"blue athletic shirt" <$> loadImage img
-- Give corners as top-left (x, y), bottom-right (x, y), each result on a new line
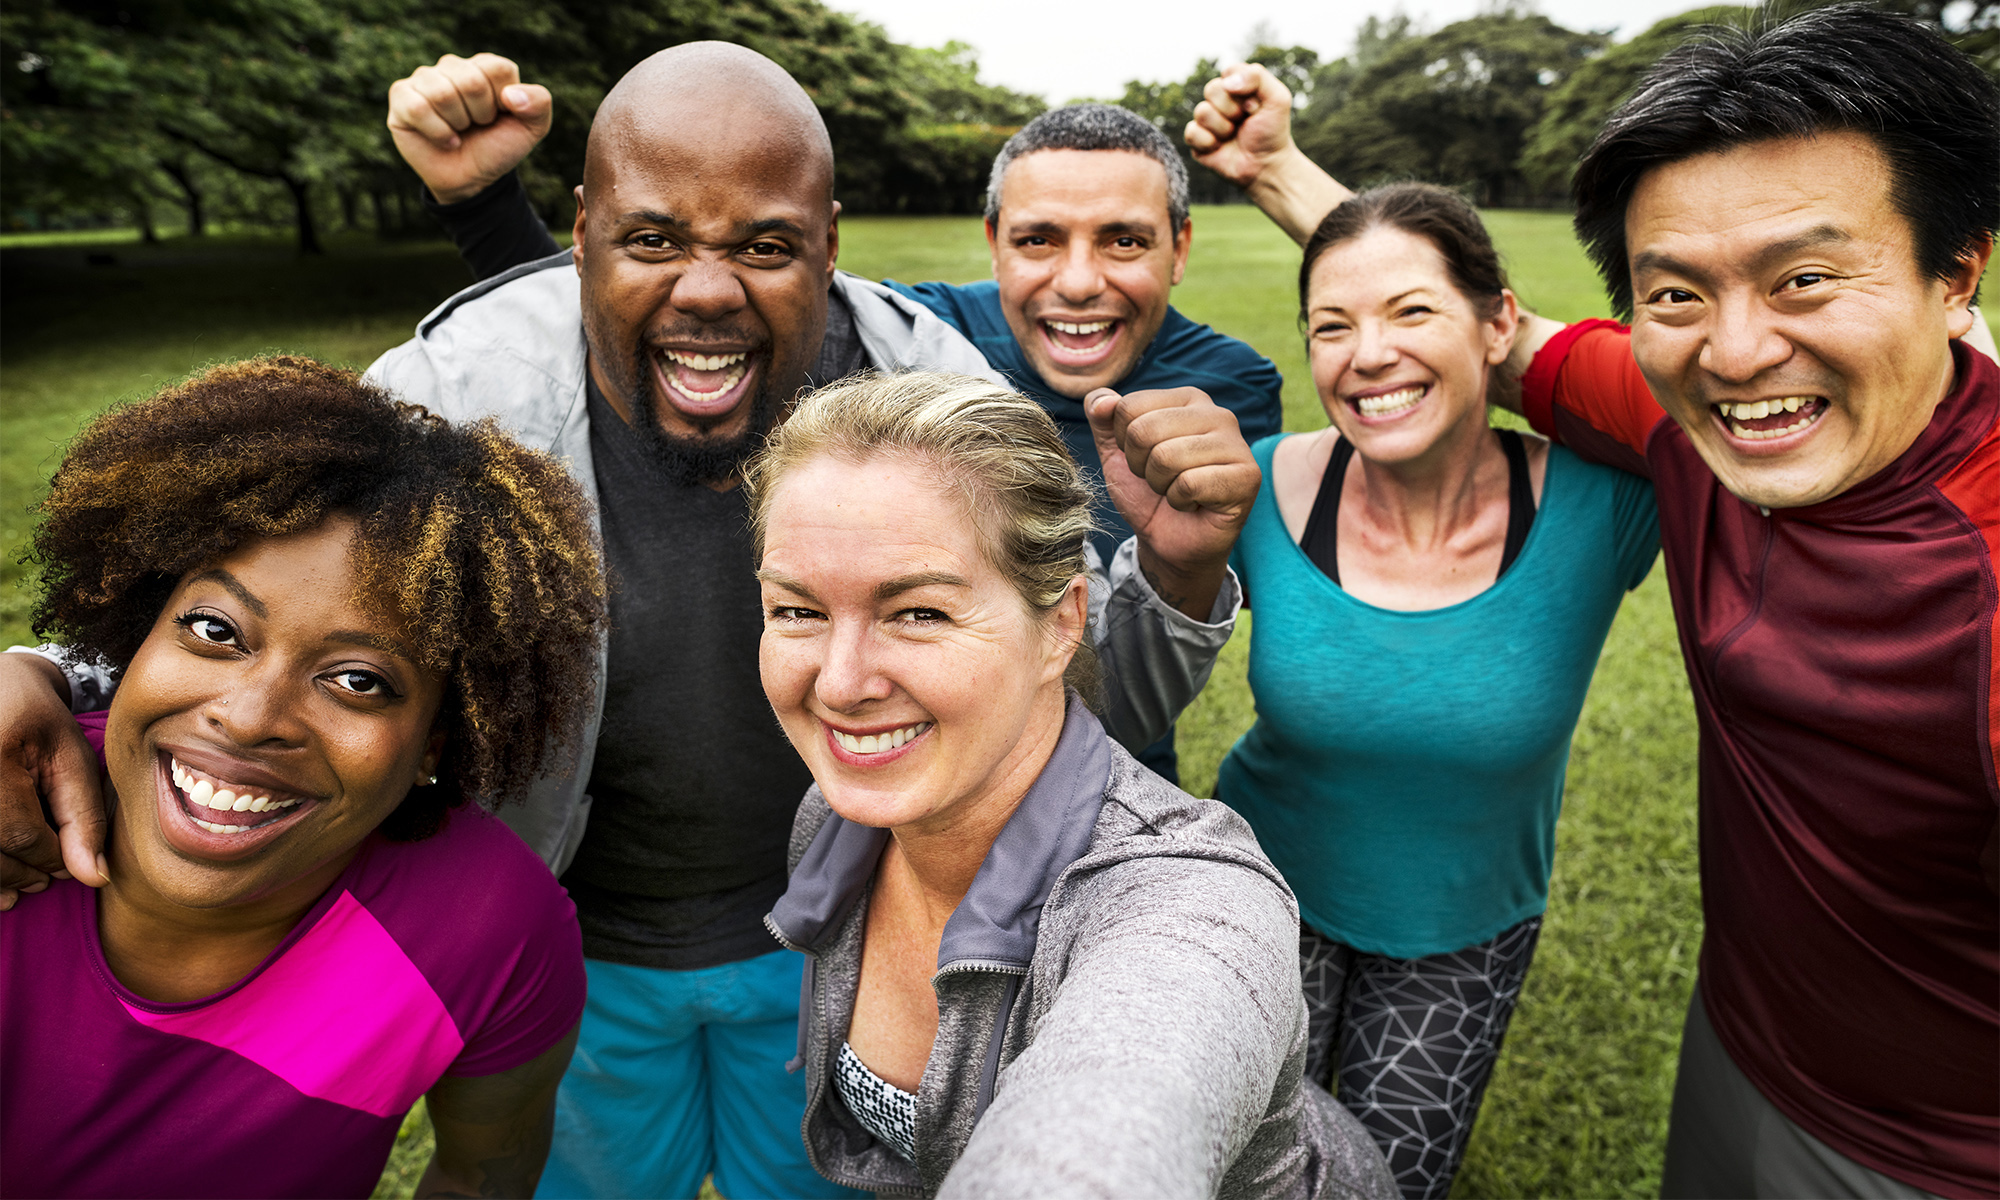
top-left (1218, 434), bottom-right (1660, 958)
top-left (884, 280), bottom-right (1283, 557)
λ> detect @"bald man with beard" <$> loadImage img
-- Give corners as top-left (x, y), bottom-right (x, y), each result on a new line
top-left (0, 42), bottom-right (1265, 1199)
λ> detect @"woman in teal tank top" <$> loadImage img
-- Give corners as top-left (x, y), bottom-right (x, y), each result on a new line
top-left (1218, 184), bottom-right (1659, 1199)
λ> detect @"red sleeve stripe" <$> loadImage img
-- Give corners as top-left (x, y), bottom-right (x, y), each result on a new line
top-left (1935, 400), bottom-right (2000, 800)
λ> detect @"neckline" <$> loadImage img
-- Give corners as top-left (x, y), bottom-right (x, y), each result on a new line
top-left (1263, 433), bottom-right (1564, 619)
top-left (85, 836), bottom-right (379, 1015)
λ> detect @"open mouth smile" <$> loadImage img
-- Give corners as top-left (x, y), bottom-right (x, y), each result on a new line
top-left (652, 348), bottom-right (758, 418)
top-left (1346, 383), bottom-right (1427, 421)
top-left (1039, 318), bottom-right (1122, 367)
top-left (1712, 395), bottom-right (1828, 443)
top-left (155, 749), bottom-right (317, 858)
top-left (824, 720), bottom-right (932, 767)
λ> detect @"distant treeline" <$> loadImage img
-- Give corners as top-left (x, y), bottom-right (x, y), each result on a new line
top-left (3, 0), bottom-right (1993, 249)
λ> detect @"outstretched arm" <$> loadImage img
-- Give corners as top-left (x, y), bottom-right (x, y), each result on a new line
top-left (418, 1023), bottom-right (579, 1199)
top-left (1186, 62), bottom-right (1353, 245)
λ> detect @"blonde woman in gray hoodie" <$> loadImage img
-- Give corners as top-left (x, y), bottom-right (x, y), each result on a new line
top-left (750, 371), bottom-right (1395, 1199)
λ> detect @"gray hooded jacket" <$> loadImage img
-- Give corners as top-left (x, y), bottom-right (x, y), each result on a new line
top-left (766, 699), bottom-right (1397, 1199)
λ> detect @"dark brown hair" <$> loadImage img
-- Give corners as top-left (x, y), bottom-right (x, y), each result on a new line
top-left (29, 356), bottom-right (607, 839)
top-left (1299, 182), bottom-right (1509, 321)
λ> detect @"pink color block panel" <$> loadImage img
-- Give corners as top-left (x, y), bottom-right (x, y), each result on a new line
top-left (121, 890), bottom-right (465, 1116)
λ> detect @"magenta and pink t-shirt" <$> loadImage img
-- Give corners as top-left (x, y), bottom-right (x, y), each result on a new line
top-left (0, 714), bottom-right (588, 1198)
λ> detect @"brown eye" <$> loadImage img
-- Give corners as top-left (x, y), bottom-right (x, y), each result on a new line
top-left (176, 613), bottom-right (239, 646)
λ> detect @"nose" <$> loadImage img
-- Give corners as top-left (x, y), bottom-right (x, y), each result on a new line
top-left (670, 256), bottom-right (749, 322)
top-left (813, 618), bottom-right (894, 714)
top-left (1697, 295), bottom-right (1791, 383)
top-left (200, 659), bottom-right (308, 750)
top-left (1352, 318), bottom-right (1399, 373)
top-left (1052, 241), bottom-right (1106, 306)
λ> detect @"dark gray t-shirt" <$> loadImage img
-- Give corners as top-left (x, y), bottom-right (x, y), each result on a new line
top-left (562, 378), bottom-right (815, 969)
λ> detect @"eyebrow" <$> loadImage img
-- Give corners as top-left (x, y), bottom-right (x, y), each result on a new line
top-left (325, 630), bottom-right (416, 662)
top-left (1009, 219), bottom-right (1161, 240)
top-left (753, 569), bottom-right (970, 603)
top-left (873, 571), bottom-right (968, 600)
top-left (187, 569), bottom-right (266, 619)
top-left (1632, 224), bottom-right (1852, 283)
top-left (617, 210), bottom-right (808, 241)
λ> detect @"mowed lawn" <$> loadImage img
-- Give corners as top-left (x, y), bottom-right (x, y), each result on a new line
top-left (2, 204), bottom-right (1943, 1196)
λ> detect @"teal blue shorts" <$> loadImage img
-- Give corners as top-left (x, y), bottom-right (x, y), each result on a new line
top-left (535, 948), bottom-right (865, 1199)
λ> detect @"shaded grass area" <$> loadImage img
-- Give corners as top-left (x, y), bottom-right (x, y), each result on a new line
top-left (2, 206), bottom-right (1941, 1197)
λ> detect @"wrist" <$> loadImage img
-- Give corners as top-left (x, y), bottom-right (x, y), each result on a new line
top-left (1246, 146), bottom-right (1349, 246)
top-left (1135, 543), bottom-right (1229, 622)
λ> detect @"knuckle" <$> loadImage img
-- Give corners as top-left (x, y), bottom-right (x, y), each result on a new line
top-left (0, 821), bottom-right (54, 863)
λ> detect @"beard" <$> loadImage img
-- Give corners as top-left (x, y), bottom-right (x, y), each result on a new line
top-left (621, 347), bottom-right (787, 488)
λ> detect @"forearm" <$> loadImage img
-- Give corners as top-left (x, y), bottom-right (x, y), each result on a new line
top-left (1088, 539), bottom-right (1238, 754)
top-left (1245, 147), bottom-right (1355, 246)
top-left (4, 644), bottom-right (113, 713)
top-left (1490, 311), bottom-right (1568, 416)
top-left (425, 172), bottom-right (561, 282)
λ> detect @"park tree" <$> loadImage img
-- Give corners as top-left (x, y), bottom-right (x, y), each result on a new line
top-left (1293, 9), bottom-right (1607, 207)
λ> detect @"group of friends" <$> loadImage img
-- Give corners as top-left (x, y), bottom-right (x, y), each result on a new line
top-left (0, 4), bottom-right (1994, 1198)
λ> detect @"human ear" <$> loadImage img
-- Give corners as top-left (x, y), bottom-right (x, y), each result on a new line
top-left (1485, 289), bottom-right (1523, 366)
top-left (1170, 218), bottom-right (1192, 286)
top-left (1040, 575), bottom-right (1090, 686)
top-left (570, 185), bottom-right (588, 271)
top-left (1942, 236), bottom-right (1991, 341)
top-left (415, 729), bottom-right (446, 789)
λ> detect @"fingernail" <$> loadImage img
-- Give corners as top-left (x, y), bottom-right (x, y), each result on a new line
top-left (96, 853), bottom-right (111, 883)
top-left (445, 135), bottom-right (461, 150)
top-left (51, 869), bottom-right (71, 880)
top-left (503, 85), bottom-right (528, 107)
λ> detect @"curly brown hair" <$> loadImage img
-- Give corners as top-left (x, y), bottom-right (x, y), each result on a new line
top-left (28, 356), bottom-right (607, 839)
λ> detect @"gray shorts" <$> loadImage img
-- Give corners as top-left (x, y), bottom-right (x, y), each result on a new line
top-left (1661, 987), bottom-right (1942, 1200)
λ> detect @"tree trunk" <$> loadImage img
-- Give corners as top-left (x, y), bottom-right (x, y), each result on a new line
top-left (338, 186), bottom-right (359, 231)
top-left (160, 159), bottom-right (206, 236)
top-left (283, 175), bottom-right (322, 254)
top-left (132, 196), bottom-right (159, 244)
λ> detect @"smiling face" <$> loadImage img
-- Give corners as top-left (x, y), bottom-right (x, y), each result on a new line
top-left (987, 149), bottom-right (1191, 399)
top-left (1306, 225), bottom-right (1518, 467)
top-left (103, 519), bottom-right (445, 911)
top-left (1625, 131), bottom-right (1988, 508)
top-left (757, 453), bottom-right (1084, 837)
top-left (573, 112), bottom-right (837, 479)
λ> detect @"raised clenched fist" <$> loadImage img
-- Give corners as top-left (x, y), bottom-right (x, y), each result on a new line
top-left (386, 53), bottom-right (553, 205)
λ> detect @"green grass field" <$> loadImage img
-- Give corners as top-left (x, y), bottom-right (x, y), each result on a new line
top-left (0, 206), bottom-right (1939, 1197)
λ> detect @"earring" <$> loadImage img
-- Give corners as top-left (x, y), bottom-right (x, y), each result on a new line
top-left (419, 770), bottom-right (438, 787)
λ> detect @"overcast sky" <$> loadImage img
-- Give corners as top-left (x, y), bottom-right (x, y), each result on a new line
top-left (832, 0), bottom-right (1711, 102)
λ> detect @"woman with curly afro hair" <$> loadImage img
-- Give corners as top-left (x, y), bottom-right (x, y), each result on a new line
top-left (0, 356), bottom-right (608, 1199)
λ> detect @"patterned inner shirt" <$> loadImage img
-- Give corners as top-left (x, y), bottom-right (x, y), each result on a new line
top-left (835, 1041), bottom-right (918, 1163)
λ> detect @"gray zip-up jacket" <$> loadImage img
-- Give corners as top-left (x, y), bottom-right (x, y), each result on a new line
top-left (766, 699), bottom-right (1397, 1199)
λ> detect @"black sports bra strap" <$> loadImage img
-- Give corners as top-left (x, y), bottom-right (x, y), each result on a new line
top-left (1299, 436), bottom-right (1356, 586)
top-left (1497, 428), bottom-right (1536, 577)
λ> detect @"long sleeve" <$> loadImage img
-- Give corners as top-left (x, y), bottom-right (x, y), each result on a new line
top-left (937, 854), bottom-right (1304, 1200)
top-left (1086, 537), bottom-right (1239, 754)
top-left (425, 173), bottom-right (561, 282)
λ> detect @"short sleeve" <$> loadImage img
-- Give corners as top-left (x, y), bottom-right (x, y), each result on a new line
top-left (1609, 470), bottom-right (1663, 591)
top-left (1522, 320), bottom-right (1667, 478)
top-left (434, 817), bottom-right (587, 1078)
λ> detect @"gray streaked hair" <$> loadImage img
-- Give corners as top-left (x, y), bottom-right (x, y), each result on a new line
top-left (984, 103), bottom-right (1191, 231)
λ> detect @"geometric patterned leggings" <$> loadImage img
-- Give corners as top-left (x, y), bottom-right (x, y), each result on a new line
top-left (1299, 917), bottom-right (1543, 1200)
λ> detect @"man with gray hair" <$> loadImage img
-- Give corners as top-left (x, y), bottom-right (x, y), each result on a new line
top-left (392, 92), bottom-right (1287, 783)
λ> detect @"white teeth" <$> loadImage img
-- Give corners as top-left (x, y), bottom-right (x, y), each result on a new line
top-left (171, 757), bottom-right (294, 819)
top-left (192, 817), bottom-right (251, 835)
top-left (1048, 320), bottom-right (1112, 336)
top-left (1717, 397), bottom-right (1823, 440)
top-left (833, 723), bottom-right (931, 755)
top-left (663, 350), bottom-right (747, 371)
top-left (1355, 386), bottom-right (1424, 417)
